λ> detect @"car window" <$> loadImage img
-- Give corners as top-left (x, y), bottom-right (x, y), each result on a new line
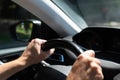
top-left (1, 0), bottom-right (120, 49)
top-left (52, 0), bottom-right (120, 27)
top-left (52, 0), bottom-right (87, 29)
top-left (0, 0), bottom-right (36, 49)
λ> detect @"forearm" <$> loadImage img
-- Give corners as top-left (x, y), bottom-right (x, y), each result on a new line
top-left (0, 57), bottom-right (30, 80)
top-left (0, 38), bottom-right (54, 80)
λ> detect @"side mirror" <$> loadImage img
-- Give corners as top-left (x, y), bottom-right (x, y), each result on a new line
top-left (10, 20), bottom-right (41, 42)
top-left (15, 22), bottom-right (33, 41)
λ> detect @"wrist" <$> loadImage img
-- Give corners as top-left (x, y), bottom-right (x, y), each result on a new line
top-left (16, 56), bottom-right (31, 68)
top-left (18, 50), bottom-right (36, 66)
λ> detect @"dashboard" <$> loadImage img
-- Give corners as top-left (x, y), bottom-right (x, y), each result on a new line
top-left (73, 27), bottom-right (120, 63)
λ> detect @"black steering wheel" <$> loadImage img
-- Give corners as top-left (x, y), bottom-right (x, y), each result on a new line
top-left (40, 39), bottom-right (120, 80)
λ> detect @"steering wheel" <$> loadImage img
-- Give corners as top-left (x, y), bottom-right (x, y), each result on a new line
top-left (41, 39), bottom-right (120, 79)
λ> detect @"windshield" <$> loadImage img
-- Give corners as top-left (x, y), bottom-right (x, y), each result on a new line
top-left (52, 0), bottom-right (120, 27)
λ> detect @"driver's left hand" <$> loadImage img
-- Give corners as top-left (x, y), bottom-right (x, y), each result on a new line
top-left (18, 38), bottom-right (55, 66)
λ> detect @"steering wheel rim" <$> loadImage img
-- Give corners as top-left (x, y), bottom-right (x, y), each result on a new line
top-left (42, 39), bottom-right (84, 60)
top-left (42, 39), bottom-right (120, 70)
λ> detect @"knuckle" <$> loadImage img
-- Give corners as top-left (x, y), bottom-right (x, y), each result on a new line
top-left (77, 54), bottom-right (84, 60)
top-left (90, 62), bottom-right (99, 70)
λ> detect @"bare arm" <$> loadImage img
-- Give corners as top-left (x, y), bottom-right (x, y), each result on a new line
top-left (0, 38), bottom-right (54, 80)
top-left (0, 58), bottom-right (29, 80)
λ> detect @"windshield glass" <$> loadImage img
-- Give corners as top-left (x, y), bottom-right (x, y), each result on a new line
top-left (52, 0), bottom-right (120, 27)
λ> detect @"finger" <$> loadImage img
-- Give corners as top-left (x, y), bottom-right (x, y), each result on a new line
top-left (94, 74), bottom-right (104, 80)
top-left (87, 62), bottom-right (104, 80)
top-left (83, 50), bottom-right (95, 57)
top-left (77, 50), bottom-right (95, 60)
top-left (83, 50), bottom-right (101, 65)
top-left (34, 38), bottom-right (46, 45)
top-left (76, 54), bottom-right (93, 71)
top-left (93, 58), bottom-right (101, 65)
top-left (44, 48), bottom-right (55, 55)
top-left (94, 67), bottom-right (104, 80)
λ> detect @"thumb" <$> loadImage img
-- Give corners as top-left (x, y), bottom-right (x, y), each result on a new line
top-left (83, 50), bottom-right (95, 57)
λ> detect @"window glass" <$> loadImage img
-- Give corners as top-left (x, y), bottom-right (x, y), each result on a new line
top-left (52, 0), bottom-right (87, 29)
top-left (0, 0), bottom-right (36, 49)
top-left (52, 0), bottom-right (120, 27)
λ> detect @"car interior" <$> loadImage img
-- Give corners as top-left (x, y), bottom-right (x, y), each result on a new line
top-left (0, 0), bottom-right (120, 80)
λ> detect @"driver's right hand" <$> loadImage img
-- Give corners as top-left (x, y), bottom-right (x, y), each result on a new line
top-left (67, 50), bottom-right (104, 80)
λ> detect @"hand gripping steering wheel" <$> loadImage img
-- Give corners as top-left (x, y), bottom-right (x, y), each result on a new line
top-left (42, 39), bottom-right (120, 70)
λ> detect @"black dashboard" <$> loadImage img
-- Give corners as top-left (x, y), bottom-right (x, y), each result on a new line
top-left (73, 27), bottom-right (120, 63)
